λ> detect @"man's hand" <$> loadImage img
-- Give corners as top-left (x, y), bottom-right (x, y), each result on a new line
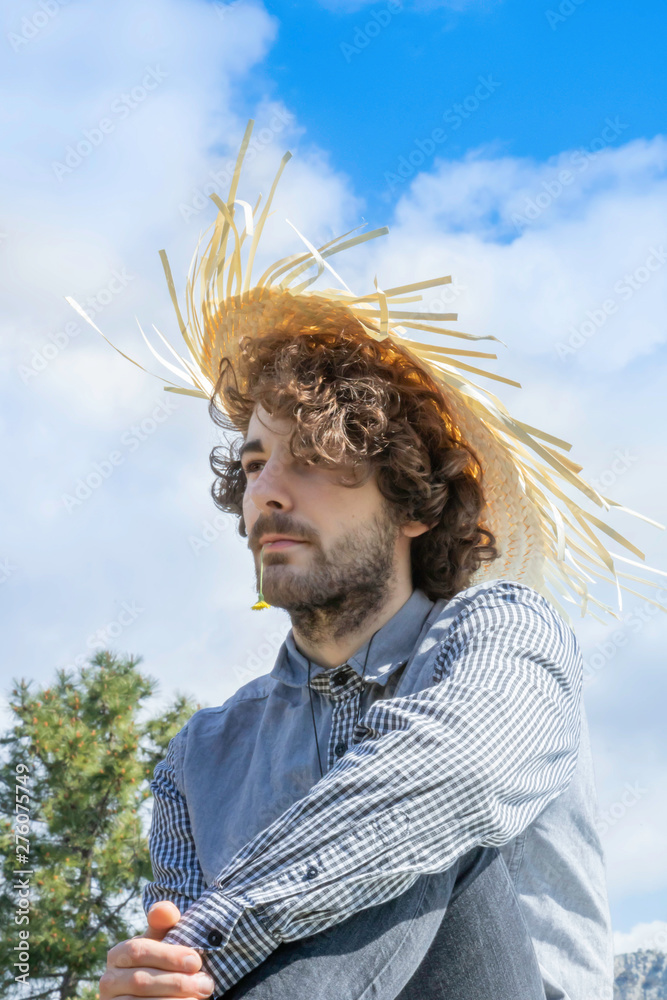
top-left (99, 901), bottom-right (217, 999)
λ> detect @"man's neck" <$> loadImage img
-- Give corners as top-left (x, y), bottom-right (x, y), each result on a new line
top-left (291, 579), bottom-right (415, 670)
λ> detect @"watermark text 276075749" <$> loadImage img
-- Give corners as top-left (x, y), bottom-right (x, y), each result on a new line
top-left (13, 761), bottom-right (32, 986)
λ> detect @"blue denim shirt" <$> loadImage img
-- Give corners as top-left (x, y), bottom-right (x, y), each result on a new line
top-left (146, 578), bottom-right (614, 998)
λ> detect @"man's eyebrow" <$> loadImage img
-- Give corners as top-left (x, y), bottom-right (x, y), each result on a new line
top-left (238, 438), bottom-right (264, 462)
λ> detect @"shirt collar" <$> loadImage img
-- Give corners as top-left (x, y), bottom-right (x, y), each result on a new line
top-left (270, 588), bottom-right (436, 688)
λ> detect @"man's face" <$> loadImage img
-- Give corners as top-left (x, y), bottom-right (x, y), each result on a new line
top-left (241, 403), bottom-right (417, 620)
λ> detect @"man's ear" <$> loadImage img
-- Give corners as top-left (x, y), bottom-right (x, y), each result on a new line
top-left (400, 519), bottom-right (432, 539)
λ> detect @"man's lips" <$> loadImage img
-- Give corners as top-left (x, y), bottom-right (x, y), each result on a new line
top-left (259, 535), bottom-right (307, 550)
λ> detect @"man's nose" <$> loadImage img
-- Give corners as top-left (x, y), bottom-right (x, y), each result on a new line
top-left (248, 454), bottom-right (294, 511)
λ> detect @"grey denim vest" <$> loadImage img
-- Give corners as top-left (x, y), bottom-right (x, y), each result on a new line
top-left (173, 579), bottom-right (614, 999)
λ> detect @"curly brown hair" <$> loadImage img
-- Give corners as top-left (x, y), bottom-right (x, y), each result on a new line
top-left (207, 295), bottom-right (500, 602)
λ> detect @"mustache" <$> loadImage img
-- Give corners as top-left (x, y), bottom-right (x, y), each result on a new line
top-left (249, 513), bottom-right (319, 549)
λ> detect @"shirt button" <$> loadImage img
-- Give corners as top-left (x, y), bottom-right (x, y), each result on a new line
top-left (304, 866), bottom-right (318, 880)
top-left (207, 929), bottom-right (223, 946)
top-left (334, 741), bottom-right (347, 757)
top-left (331, 669), bottom-right (347, 686)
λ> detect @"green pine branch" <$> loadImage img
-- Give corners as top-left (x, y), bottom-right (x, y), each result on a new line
top-left (0, 649), bottom-right (200, 1000)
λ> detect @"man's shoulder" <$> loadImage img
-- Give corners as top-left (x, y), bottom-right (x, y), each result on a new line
top-left (180, 672), bottom-right (276, 739)
top-left (432, 577), bottom-right (569, 627)
top-left (422, 576), bottom-right (580, 662)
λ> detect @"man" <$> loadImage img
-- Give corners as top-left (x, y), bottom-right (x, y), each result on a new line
top-left (99, 318), bottom-right (613, 999)
top-left (80, 119), bottom-right (655, 999)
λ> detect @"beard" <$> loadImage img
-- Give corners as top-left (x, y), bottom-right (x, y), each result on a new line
top-left (252, 504), bottom-right (402, 644)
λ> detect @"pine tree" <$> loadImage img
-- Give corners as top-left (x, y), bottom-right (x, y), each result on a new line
top-left (0, 650), bottom-right (199, 1000)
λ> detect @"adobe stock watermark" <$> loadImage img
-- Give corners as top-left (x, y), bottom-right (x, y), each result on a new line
top-left (511, 116), bottom-right (628, 233)
top-left (213, 0), bottom-right (243, 18)
top-left (424, 278), bottom-right (468, 312)
top-left (13, 760), bottom-right (32, 986)
top-left (1, 557), bottom-right (17, 584)
top-left (18, 269), bottom-right (134, 385)
top-left (68, 267), bottom-right (135, 322)
top-left (595, 781), bottom-right (648, 838)
top-left (384, 75), bottom-right (501, 193)
top-left (233, 630), bottom-right (286, 686)
top-left (583, 585), bottom-right (667, 687)
top-left (52, 65), bottom-right (168, 181)
top-left (188, 512), bottom-right (234, 555)
top-left (179, 109), bottom-right (294, 223)
top-left (545, 0), bottom-right (587, 31)
top-left (589, 447), bottom-right (639, 495)
top-left (555, 246), bottom-right (667, 359)
top-left (396, 278), bottom-right (468, 332)
top-left (62, 601), bottom-right (146, 672)
top-left (226, 780), bottom-right (313, 856)
top-left (340, 1), bottom-right (403, 63)
top-left (61, 398), bottom-right (179, 513)
top-left (18, 320), bottom-right (80, 385)
top-left (630, 925), bottom-right (667, 954)
top-left (7, 0), bottom-right (69, 53)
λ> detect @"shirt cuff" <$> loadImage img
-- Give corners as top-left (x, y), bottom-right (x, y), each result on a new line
top-left (162, 884), bottom-right (279, 995)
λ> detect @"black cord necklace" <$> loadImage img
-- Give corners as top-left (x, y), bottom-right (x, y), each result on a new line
top-left (307, 629), bottom-right (377, 780)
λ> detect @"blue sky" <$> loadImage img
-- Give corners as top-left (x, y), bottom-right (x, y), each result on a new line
top-left (1, 0), bottom-right (666, 957)
top-left (259, 0), bottom-right (666, 223)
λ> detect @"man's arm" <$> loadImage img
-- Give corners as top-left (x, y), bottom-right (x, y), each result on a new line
top-left (164, 582), bottom-right (584, 995)
top-left (99, 730), bottom-right (217, 1000)
top-left (142, 728), bottom-right (209, 917)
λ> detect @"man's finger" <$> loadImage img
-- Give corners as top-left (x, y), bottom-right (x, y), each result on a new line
top-left (145, 901), bottom-right (183, 941)
top-left (107, 937), bottom-right (202, 974)
top-left (100, 966), bottom-right (215, 999)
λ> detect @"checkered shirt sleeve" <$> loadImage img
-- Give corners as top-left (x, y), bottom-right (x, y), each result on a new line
top-left (142, 733), bottom-right (208, 916)
top-left (143, 582), bottom-right (583, 996)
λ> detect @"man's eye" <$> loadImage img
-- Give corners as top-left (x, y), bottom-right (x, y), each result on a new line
top-left (243, 461), bottom-right (263, 473)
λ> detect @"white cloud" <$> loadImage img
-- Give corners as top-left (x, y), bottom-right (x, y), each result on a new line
top-left (615, 921), bottom-right (667, 956)
top-left (377, 137), bottom-right (667, 372)
top-left (597, 765), bottom-right (667, 898)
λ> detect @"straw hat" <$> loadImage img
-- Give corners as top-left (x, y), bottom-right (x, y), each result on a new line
top-left (67, 119), bottom-right (667, 627)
